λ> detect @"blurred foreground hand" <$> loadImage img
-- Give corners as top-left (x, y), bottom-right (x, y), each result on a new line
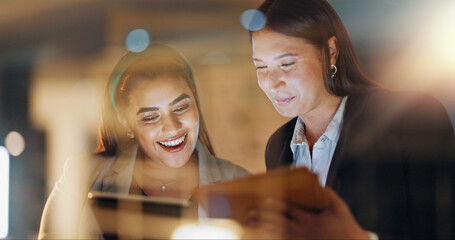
top-left (242, 187), bottom-right (370, 239)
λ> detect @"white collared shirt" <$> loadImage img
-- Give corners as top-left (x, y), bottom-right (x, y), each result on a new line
top-left (290, 97), bottom-right (347, 186)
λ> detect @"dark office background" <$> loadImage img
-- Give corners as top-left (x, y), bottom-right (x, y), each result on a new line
top-left (0, 0), bottom-right (453, 238)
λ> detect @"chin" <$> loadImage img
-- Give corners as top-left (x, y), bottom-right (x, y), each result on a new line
top-left (274, 106), bottom-right (299, 118)
top-left (162, 155), bottom-right (190, 169)
top-left (162, 159), bottom-right (188, 169)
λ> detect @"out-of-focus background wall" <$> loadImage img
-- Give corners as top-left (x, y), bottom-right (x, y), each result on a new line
top-left (0, 0), bottom-right (453, 238)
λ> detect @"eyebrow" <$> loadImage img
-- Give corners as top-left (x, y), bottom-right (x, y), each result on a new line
top-left (275, 53), bottom-right (298, 60)
top-left (136, 107), bottom-right (159, 115)
top-left (253, 53), bottom-right (298, 62)
top-left (136, 93), bottom-right (191, 115)
top-left (170, 93), bottom-right (191, 106)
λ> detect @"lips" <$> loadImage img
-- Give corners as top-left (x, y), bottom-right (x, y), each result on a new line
top-left (157, 133), bottom-right (187, 153)
top-left (274, 96), bottom-right (295, 106)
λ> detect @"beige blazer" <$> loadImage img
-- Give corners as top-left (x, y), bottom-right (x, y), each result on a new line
top-left (38, 141), bottom-right (249, 239)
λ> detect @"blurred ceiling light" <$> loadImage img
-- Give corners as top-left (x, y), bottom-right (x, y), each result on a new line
top-left (240, 9), bottom-right (266, 31)
top-left (380, 1), bottom-right (455, 89)
top-left (0, 146), bottom-right (9, 238)
top-left (5, 131), bottom-right (25, 157)
top-left (172, 220), bottom-right (240, 239)
top-left (126, 29), bottom-right (150, 53)
top-left (202, 51), bottom-right (231, 65)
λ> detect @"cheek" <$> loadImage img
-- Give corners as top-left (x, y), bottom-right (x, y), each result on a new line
top-left (143, 126), bottom-right (159, 141)
top-left (286, 69), bottom-right (314, 91)
top-left (182, 109), bottom-right (199, 132)
top-left (257, 78), bottom-right (266, 91)
top-left (194, 120), bottom-right (200, 138)
top-left (257, 73), bottom-right (269, 93)
top-left (134, 125), bottom-right (160, 148)
top-left (288, 77), bottom-right (305, 92)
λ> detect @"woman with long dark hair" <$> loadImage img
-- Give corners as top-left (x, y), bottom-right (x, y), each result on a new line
top-left (246, 0), bottom-right (454, 239)
top-left (38, 44), bottom-right (248, 239)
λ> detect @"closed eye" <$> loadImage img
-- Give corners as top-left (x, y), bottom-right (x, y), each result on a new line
top-left (279, 61), bottom-right (297, 71)
top-left (255, 65), bottom-right (268, 70)
top-left (281, 62), bottom-right (295, 67)
top-left (173, 104), bottom-right (189, 113)
top-left (141, 114), bottom-right (160, 123)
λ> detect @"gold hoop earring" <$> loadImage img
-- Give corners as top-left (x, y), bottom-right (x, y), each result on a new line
top-left (126, 131), bottom-right (134, 139)
top-left (330, 65), bottom-right (337, 78)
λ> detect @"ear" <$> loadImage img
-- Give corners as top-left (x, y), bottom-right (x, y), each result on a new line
top-left (327, 36), bottom-right (339, 66)
top-left (117, 114), bottom-right (134, 138)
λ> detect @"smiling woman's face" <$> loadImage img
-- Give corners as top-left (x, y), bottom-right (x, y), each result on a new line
top-left (124, 74), bottom-right (199, 168)
top-left (252, 29), bottom-right (333, 118)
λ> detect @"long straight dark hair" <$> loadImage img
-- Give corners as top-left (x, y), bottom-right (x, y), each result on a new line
top-left (96, 43), bottom-right (215, 157)
top-left (251, 0), bottom-right (379, 96)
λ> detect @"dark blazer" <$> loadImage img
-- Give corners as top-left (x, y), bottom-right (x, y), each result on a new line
top-left (265, 88), bottom-right (454, 239)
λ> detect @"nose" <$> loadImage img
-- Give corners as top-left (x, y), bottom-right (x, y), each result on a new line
top-left (161, 114), bottom-right (182, 136)
top-left (260, 68), bottom-right (285, 92)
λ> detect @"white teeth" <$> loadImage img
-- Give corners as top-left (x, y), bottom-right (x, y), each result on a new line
top-left (159, 134), bottom-right (186, 147)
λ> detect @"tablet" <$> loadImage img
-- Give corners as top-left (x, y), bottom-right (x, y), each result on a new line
top-left (194, 167), bottom-right (329, 221)
top-left (88, 191), bottom-right (195, 239)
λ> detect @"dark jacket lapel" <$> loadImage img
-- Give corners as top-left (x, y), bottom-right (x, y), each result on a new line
top-left (278, 117), bottom-right (297, 168)
top-left (265, 117), bottom-right (297, 169)
top-left (326, 92), bottom-right (368, 187)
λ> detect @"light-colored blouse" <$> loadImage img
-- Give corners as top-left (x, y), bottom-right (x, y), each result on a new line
top-left (290, 97), bottom-right (347, 186)
top-left (38, 141), bottom-right (249, 239)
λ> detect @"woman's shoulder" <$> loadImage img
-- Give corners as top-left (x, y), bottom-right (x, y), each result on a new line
top-left (197, 141), bottom-right (250, 182)
top-left (214, 156), bottom-right (250, 179)
top-left (265, 118), bottom-right (297, 168)
top-left (267, 118), bottom-right (297, 146)
top-left (346, 88), bottom-right (454, 151)
top-left (352, 88), bottom-right (451, 123)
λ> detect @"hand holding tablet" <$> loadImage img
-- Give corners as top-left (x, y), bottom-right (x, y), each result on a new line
top-left (194, 167), bottom-right (329, 220)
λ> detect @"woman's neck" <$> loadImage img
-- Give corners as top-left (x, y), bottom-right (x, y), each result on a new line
top-left (133, 151), bottom-right (199, 199)
top-left (141, 151), bottom-right (198, 182)
top-left (300, 95), bottom-right (342, 147)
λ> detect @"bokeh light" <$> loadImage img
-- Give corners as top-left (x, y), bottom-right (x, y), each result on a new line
top-left (172, 221), bottom-right (239, 239)
top-left (0, 146), bottom-right (9, 238)
top-left (240, 9), bottom-right (266, 31)
top-left (126, 29), bottom-right (150, 53)
top-left (5, 131), bottom-right (25, 157)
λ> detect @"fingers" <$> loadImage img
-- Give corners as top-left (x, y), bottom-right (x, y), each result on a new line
top-left (242, 189), bottom-right (351, 231)
top-left (252, 197), bottom-right (311, 222)
top-left (240, 188), bottom-right (361, 240)
top-left (243, 207), bottom-right (290, 239)
top-left (276, 199), bottom-right (323, 222)
top-left (259, 197), bottom-right (289, 211)
top-left (244, 206), bottom-right (289, 225)
top-left (324, 187), bottom-right (349, 213)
